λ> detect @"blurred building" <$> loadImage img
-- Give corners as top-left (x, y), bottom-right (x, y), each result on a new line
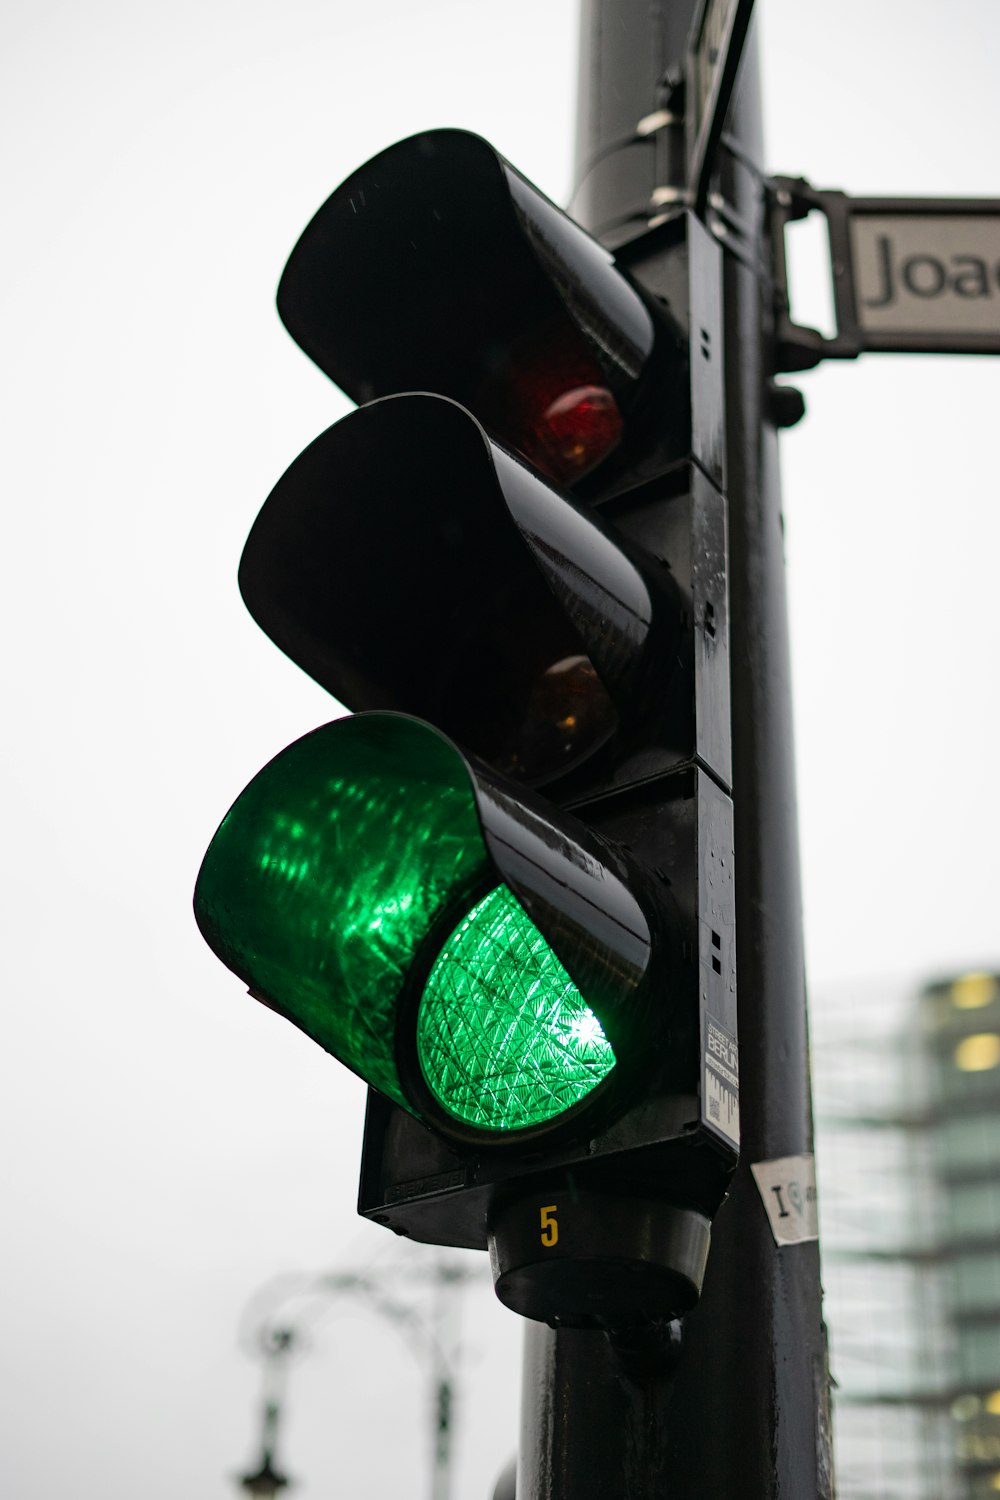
top-left (812, 969), bottom-right (1000, 1500)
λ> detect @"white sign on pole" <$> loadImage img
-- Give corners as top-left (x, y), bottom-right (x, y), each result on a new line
top-left (850, 208), bottom-right (1000, 346)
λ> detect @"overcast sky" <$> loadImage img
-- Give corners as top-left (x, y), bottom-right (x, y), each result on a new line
top-left (3, 2), bottom-right (998, 1497)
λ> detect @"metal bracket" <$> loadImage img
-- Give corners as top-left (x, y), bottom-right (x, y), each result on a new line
top-left (769, 175), bottom-right (862, 371)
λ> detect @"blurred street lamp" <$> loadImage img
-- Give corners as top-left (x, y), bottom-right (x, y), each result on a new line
top-left (236, 1329), bottom-right (295, 1498)
top-left (235, 1253), bottom-right (478, 1500)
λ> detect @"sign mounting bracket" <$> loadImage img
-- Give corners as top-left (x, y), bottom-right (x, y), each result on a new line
top-left (770, 174), bottom-right (1000, 372)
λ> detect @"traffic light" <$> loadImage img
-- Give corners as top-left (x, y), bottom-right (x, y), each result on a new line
top-left (274, 128), bottom-right (693, 494)
top-left (195, 129), bottom-right (737, 1333)
top-left (236, 392), bottom-right (702, 791)
top-left (195, 711), bottom-right (660, 1137)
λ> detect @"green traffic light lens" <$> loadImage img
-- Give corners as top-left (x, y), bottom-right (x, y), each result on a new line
top-left (416, 885), bottom-right (616, 1132)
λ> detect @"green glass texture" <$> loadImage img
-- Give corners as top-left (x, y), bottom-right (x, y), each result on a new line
top-left (194, 718), bottom-right (488, 1112)
top-left (416, 884), bottom-right (616, 1131)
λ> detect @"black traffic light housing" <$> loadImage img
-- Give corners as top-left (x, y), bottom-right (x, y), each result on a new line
top-left (195, 127), bottom-right (737, 1333)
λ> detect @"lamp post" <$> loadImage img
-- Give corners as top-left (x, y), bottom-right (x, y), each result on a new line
top-left (237, 1329), bottom-right (294, 1497)
top-left (234, 1255), bottom-right (477, 1500)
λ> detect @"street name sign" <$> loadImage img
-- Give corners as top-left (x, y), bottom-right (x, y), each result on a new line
top-left (850, 201), bottom-right (1000, 348)
top-left (686, 0), bottom-right (755, 210)
top-left (772, 179), bottom-right (1000, 368)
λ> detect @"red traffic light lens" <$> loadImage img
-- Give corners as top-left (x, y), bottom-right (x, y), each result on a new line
top-left (477, 321), bottom-right (624, 486)
top-left (521, 384), bottom-right (623, 486)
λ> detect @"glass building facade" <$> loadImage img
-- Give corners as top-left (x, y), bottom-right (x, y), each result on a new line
top-left (812, 969), bottom-right (1000, 1499)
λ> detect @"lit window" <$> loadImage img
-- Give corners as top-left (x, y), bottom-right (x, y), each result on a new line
top-left (954, 1034), bottom-right (1000, 1072)
top-left (951, 972), bottom-right (999, 1010)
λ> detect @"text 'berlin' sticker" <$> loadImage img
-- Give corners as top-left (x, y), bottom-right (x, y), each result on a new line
top-left (750, 1154), bottom-right (818, 1246)
top-left (704, 1016), bottom-right (739, 1147)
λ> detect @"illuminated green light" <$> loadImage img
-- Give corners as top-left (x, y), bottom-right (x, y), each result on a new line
top-left (196, 715), bottom-right (632, 1138)
top-left (416, 885), bottom-right (616, 1131)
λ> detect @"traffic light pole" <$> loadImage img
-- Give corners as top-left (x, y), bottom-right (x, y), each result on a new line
top-left (514, 5), bottom-right (833, 1495)
top-left (196, 6), bottom-right (833, 1489)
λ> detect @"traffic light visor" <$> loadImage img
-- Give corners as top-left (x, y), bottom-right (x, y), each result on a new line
top-left (276, 129), bottom-right (657, 484)
top-left (195, 716), bottom-right (654, 1136)
top-left (239, 395), bottom-right (683, 788)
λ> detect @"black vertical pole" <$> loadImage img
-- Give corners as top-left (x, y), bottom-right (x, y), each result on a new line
top-left (514, 4), bottom-right (833, 1495)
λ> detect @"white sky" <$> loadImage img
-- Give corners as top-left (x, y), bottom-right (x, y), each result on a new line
top-left (2, 2), bottom-right (998, 1497)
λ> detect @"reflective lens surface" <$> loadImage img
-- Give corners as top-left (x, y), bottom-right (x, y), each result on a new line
top-left (494, 653), bottom-right (617, 783)
top-left (526, 383), bottom-right (623, 484)
top-left (476, 319), bottom-right (624, 486)
top-left (416, 885), bottom-right (616, 1131)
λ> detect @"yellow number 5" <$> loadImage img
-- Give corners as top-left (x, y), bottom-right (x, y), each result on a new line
top-left (540, 1203), bottom-right (558, 1247)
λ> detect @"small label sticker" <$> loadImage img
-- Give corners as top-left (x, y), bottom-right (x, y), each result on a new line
top-left (750, 1154), bottom-right (818, 1246)
top-left (704, 1017), bottom-right (739, 1147)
